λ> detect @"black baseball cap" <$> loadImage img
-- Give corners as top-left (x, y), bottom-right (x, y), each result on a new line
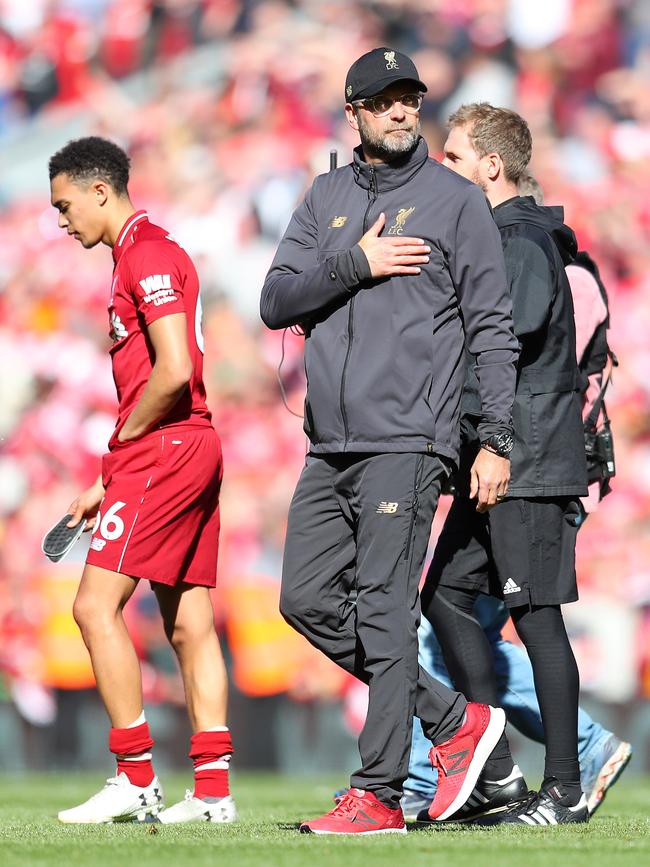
top-left (345, 47), bottom-right (427, 103)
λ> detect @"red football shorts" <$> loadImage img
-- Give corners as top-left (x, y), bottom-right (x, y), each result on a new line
top-left (86, 426), bottom-right (222, 587)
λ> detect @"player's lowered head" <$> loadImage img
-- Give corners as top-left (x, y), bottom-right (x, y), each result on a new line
top-left (441, 102), bottom-right (532, 208)
top-left (49, 136), bottom-right (136, 249)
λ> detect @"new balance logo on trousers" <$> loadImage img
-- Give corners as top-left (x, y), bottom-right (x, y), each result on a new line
top-left (376, 501), bottom-right (399, 514)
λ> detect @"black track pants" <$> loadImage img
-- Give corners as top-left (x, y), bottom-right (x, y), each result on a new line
top-left (280, 453), bottom-right (467, 808)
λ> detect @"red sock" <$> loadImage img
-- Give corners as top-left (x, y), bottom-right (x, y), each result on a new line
top-left (190, 730), bottom-right (233, 799)
top-left (109, 721), bottom-right (155, 787)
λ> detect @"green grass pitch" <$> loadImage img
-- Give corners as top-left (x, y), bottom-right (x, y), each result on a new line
top-left (0, 772), bottom-right (648, 867)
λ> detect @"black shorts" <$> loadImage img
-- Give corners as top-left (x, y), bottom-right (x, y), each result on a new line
top-left (429, 495), bottom-right (581, 607)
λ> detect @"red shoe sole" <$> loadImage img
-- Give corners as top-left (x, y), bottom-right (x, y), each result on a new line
top-left (300, 826), bottom-right (407, 835)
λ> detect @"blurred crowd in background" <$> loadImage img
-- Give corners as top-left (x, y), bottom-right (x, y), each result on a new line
top-left (1, 0), bottom-right (649, 773)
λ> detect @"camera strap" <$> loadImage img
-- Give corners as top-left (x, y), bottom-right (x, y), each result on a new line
top-left (583, 349), bottom-right (618, 434)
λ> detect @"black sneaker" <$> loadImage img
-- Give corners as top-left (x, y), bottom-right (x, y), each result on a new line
top-left (474, 778), bottom-right (589, 826)
top-left (416, 764), bottom-right (528, 823)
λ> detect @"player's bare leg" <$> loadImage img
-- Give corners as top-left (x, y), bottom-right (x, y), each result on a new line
top-left (59, 564), bottom-right (163, 823)
top-left (154, 583), bottom-right (227, 730)
top-left (73, 564), bottom-right (143, 725)
top-left (155, 583), bottom-right (236, 824)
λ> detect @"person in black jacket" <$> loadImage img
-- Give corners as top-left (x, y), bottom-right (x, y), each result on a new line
top-left (260, 50), bottom-right (520, 835)
top-left (421, 103), bottom-right (590, 826)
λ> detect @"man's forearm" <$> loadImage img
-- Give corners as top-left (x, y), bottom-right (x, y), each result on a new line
top-left (260, 247), bottom-right (370, 330)
top-left (118, 364), bottom-right (190, 441)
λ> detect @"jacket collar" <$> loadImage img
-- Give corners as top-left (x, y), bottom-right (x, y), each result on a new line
top-left (352, 136), bottom-right (429, 192)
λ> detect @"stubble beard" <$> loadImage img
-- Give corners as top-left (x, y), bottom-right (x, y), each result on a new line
top-left (357, 114), bottom-right (421, 162)
top-left (472, 166), bottom-right (488, 193)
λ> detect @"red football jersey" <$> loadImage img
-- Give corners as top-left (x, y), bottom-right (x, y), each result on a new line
top-left (108, 210), bottom-right (211, 445)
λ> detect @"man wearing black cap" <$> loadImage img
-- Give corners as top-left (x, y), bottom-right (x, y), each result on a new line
top-left (260, 48), bottom-right (520, 835)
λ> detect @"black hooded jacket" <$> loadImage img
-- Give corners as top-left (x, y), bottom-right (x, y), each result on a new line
top-left (466, 196), bottom-right (588, 496)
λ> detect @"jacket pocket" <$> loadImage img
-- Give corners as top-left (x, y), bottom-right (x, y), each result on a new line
top-left (520, 370), bottom-right (578, 394)
top-left (303, 399), bottom-right (315, 439)
top-left (316, 247), bottom-right (345, 263)
top-left (404, 455), bottom-right (425, 562)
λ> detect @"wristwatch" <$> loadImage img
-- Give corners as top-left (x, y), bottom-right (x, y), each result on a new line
top-left (480, 431), bottom-right (514, 458)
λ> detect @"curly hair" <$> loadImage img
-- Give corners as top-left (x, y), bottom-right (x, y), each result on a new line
top-left (448, 103), bottom-right (532, 183)
top-left (49, 136), bottom-right (130, 195)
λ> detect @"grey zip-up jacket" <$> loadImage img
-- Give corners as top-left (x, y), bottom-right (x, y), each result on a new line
top-left (260, 137), bottom-right (519, 464)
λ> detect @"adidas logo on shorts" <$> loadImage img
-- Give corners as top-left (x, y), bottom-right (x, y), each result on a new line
top-left (503, 578), bottom-right (522, 595)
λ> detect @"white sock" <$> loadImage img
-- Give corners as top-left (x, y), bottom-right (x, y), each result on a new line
top-left (127, 711), bottom-right (146, 728)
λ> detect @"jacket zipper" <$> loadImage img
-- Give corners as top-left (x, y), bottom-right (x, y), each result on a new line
top-left (340, 166), bottom-right (377, 447)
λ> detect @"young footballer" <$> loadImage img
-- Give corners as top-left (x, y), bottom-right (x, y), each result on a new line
top-left (50, 136), bottom-right (236, 824)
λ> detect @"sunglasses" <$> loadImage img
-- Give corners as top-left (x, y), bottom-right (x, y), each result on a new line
top-left (352, 93), bottom-right (423, 117)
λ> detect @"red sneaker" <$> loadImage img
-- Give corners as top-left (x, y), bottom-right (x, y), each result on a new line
top-left (427, 702), bottom-right (506, 821)
top-left (300, 788), bottom-right (406, 835)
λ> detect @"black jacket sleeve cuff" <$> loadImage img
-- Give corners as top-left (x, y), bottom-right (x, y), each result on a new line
top-left (328, 245), bottom-right (372, 291)
top-left (477, 419), bottom-right (514, 441)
